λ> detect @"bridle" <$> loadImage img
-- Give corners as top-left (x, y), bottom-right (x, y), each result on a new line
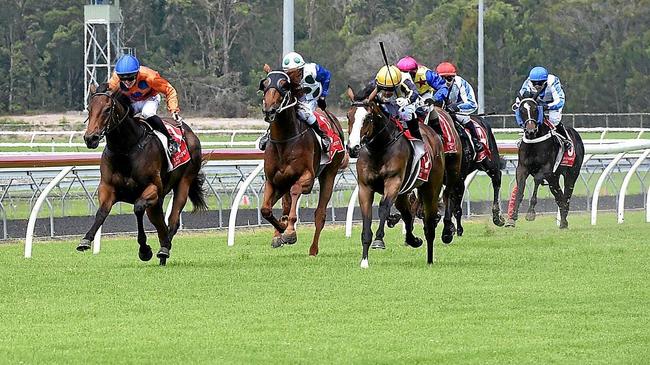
top-left (259, 71), bottom-right (297, 123)
top-left (89, 92), bottom-right (130, 140)
top-left (350, 101), bottom-right (402, 151)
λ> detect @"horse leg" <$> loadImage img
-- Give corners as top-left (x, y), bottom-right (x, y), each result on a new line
top-left (359, 185), bottom-right (374, 268)
top-left (395, 193), bottom-right (422, 248)
top-left (485, 163), bottom-right (505, 226)
top-left (526, 180), bottom-right (541, 221)
top-left (547, 175), bottom-right (568, 229)
top-left (559, 171), bottom-right (579, 229)
top-left (281, 174), bottom-right (313, 246)
top-left (419, 183), bottom-right (443, 265)
top-left (505, 164), bottom-right (528, 227)
top-left (145, 201), bottom-right (172, 266)
top-left (134, 183), bottom-right (166, 264)
top-left (260, 180), bottom-right (287, 248)
top-left (441, 187), bottom-right (456, 244)
top-left (167, 176), bottom-right (192, 242)
top-left (372, 178), bottom-right (401, 249)
top-left (78, 184), bottom-right (115, 251)
top-left (452, 184), bottom-right (466, 237)
top-left (309, 170), bottom-right (336, 256)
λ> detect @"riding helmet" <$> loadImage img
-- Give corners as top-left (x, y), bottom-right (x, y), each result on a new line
top-left (528, 66), bottom-right (549, 82)
top-left (396, 56), bottom-right (418, 73)
top-left (282, 52), bottom-right (306, 71)
top-left (435, 62), bottom-right (457, 76)
top-left (375, 65), bottom-right (402, 89)
top-left (115, 54), bottom-right (140, 75)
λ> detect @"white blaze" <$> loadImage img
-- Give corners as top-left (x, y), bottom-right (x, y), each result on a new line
top-left (348, 108), bottom-right (368, 149)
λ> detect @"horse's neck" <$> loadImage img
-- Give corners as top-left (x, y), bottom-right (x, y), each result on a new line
top-left (269, 107), bottom-right (305, 140)
top-left (366, 116), bottom-right (399, 152)
top-left (106, 116), bottom-right (145, 152)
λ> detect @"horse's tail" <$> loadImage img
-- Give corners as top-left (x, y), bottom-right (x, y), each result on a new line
top-left (188, 168), bottom-right (209, 213)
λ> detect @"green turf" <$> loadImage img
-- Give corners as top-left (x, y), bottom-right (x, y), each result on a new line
top-left (0, 211), bottom-right (648, 364)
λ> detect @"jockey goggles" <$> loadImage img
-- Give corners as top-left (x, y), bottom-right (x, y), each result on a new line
top-left (118, 72), bottom-right (138, 82)
top-left (443, 76), bottom-right (455, 82)
top-left (532, 80), bottom-right (546, 87)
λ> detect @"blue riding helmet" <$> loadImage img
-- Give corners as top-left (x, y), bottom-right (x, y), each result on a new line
top-left (528, 66), bottom-right (548, 82)
top-left (115, 55), bottom-right (140, 75)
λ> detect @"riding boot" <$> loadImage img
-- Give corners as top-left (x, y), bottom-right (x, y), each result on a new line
top-left (258, 130), bottom-right (270, 151)
top-left (428, 116), bottom-right (442, 136)
top-left (309, 122), bottom-right (330, 152)
top-left (464, 120), bottom-right (484, 152)
top-left (146, 115), bottom-right (179, 154)
top-left (406, 118), bottom-right (422, 140)
top-left (555, 123), bottom-right (573, 149)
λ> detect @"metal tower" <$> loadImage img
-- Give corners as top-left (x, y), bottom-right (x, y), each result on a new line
top-left (83, 0), bottom-right (123, 109)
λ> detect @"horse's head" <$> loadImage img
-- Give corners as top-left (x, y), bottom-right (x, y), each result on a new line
top-left (258, 65), bottom-right (296, 123)
top-left (84, 83), bottom-right (130, 149)
top-left (513, 91), bottom-right (544, 138)
top-left (345, 84), bottom-right (379, 158)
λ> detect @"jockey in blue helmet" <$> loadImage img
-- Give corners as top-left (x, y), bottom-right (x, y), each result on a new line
top-left (109, 54), bottom-right (182, 154)
top-left (516, 66), bottom-right (571, 147)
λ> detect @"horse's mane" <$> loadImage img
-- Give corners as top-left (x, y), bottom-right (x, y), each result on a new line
top-left (354, 82), bottom-right (377, 102)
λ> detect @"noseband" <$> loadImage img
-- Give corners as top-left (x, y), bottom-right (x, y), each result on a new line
top-left (260, 71), bottom-right (297, 122)
top-left (89, 92), bottom-right (130, 139)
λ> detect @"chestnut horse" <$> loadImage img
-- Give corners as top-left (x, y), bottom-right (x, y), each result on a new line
top-left (346, 85), bottom-right (445, 267)
top-left (79, 84), bottom-right (207, 265)
top-left (258, 68), bottom-right (347, 256)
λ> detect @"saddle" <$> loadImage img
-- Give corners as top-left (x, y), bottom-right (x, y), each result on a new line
top-left (140, 118), bottom-right (190, 171)
top-left (453, 118), bottom-right (491, 163)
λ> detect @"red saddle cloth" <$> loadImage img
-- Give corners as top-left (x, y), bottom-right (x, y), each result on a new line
top-left (314, 110), bottom-right (344, 163)
top-left (437, 113), bottom-right (458, 154)
top-left (464, 119), bottom-right (491, 162)
top-left (163, 122), bottom-right (191, 170)
top-left (543, 119), bottom-right (576, 168)
top-left (390, 117), bottom-right (433, 183)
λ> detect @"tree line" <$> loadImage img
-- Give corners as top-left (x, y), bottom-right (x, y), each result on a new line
top-left (1, 0), bottom-right (648, 117)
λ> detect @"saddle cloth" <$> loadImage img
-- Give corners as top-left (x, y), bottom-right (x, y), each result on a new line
top-left (437, 113), bottom-right (458, 154)
top-left (313, 110), bottom-right (345, 168)
top-left (460, 119), bottom-right (491, 163)
top-left (149, 121), bottom-right (190, 172)
top-left (390, 117), bottom-right (433, 194)
top-left (542, 119), bottom-right (576, 170)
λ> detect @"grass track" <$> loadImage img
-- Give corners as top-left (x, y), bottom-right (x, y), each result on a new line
top-left (0, 212), bottom-right (648, 364)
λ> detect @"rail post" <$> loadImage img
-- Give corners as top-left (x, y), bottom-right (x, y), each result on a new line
top-left (591, 153), bottom-right (625, 225)
top-left (227, 161), bottom-right (264, 246)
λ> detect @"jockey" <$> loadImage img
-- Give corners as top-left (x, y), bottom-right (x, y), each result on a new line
top-left (396, 56), bottom-right (448, 140)
top-left (436, 62), bottom-right (483, 152)
top-left (108, 54), bottom-right (181, 154)
top-left (258, 51), bottom-right (331, 152)
top-left (374, 64), bottom-right (422, 140)
top-left (517, 66), bottom-right (571, 147)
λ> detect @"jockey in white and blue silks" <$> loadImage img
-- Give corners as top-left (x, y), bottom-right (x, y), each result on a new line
top-left (515, 66), bottom-right (571, 147)
top-left (258, 51), bottom-right (332, 152)
top-left (436, 62), bottom-right (483, 152)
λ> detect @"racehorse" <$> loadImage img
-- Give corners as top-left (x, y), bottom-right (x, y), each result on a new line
top-left (506, 93), bottom-right (584, 228)
top-left (451, 114), bottom-right (506, 233)
top-left (258, 66), bottom-right (348, 256)
top-left (79, 84), bottom-right (207, 265)
top-left (346, 85), bottom-right (445, 267)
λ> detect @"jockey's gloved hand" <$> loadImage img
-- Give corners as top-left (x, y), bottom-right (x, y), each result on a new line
top-left (395, 97), bottom-right (409, 108)
top-left (317, 97), bottom-right (327, 110)
top-left (447, 103), bottom-right (460, 113)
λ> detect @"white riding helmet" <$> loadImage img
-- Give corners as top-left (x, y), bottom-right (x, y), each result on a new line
top-left (282, 52), bottom-right (305, 71)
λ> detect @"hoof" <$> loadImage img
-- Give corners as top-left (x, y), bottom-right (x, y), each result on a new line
top-left (441, 233), bottom-right (454, 245)
top-left (493, 215), bottom-right (506, 227)
top-left (457, 226), bottom-right (464, 237)
top-left (139, 245), bottom-right (153, 261)
top-left (370, 239), bottom-right (385, 250)
top-left (281, 231), bottom-right (297, 245)
top-left (386, 214), bottom-right (401, 228)
top-left (77, 238), bottom-right (92, 252)
top-left (504, 218), bottom-right (516, 228)
top-left (157, 248), bottom-right (169, 266)
top-left (360, 258), bottom-right (369, 269)
top-left (405, 236), bottom-right (423, 248)
top-left (271, 236), bottom-right (283, 248)
top-left (525, 211), bottom-right (536, 221)
top-left (559, 221), bottom-right (568, 229)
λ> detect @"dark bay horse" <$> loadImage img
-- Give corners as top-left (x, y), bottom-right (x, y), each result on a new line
top-left (79, 84), bottom-right (207, 265)
top-left (452, 115), bottom-right (506, 233)
top-left (258, 67), bottom-right (347, 256)
top-left (506, 95), bottom-right (584, 229)
top-left (346, 86), bottom-right (445, 267)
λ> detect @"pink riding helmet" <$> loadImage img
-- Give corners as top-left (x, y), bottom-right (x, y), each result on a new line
top-left (396, 56), bottom-right (419, 72)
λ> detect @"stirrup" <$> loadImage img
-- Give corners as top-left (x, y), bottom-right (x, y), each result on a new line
top-left (472, 139), bottom-right (484, 151)
top-left (258, 132), bottom-right (269, 151)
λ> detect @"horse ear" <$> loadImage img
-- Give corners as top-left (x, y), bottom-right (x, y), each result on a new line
top-left (367, 87), bottom-right (378, 104)
top-left (346, 86), bottom-right (355, 102)
top-left (263, 64), bottom-right (271, 73)
top-left (89, 83), bottom-right (97, 95)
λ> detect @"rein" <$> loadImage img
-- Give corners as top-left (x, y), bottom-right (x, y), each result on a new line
top-left (90, 92), bottom-right (130, 140)
top-left (362, 114), bottom-right (403, 151)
